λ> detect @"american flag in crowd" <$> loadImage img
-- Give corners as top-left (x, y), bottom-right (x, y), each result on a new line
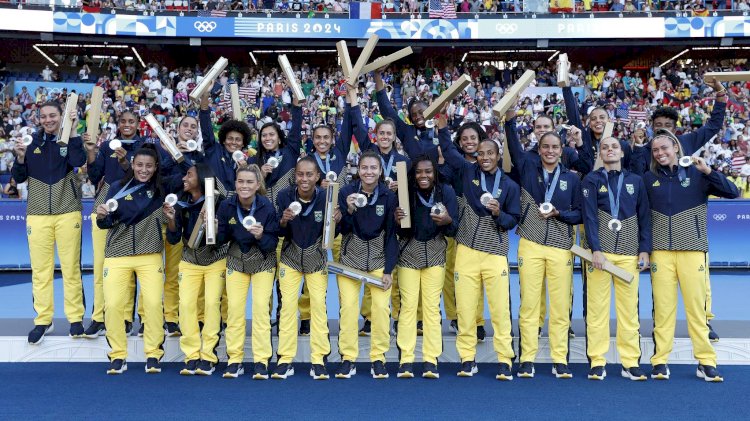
top-left (429, 0), bottom-right (457, 19)
top-left (218, 85), bottom-right (259, 114)
top-left (198, 9), bottom-right (228, 18)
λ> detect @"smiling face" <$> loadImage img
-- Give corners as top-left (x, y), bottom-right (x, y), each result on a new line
top-left (312, 126), bottom-right (334, 155)
top-left (376, 122), bottom-right (396, 153)
top-left (459, 127), bottom-right (480, 155)
top-left (652, 116), bottom-right (677, 134)
top-left (132, 154), bottom-right (157, 183)
top-left (538, 133), bottom-right (562, 167)
top-left (260, 125), bottom-right (280, 152)
top-left (235, 169), bottom-right (259, 200)
top-left (178, 116), bottom-right (198, 142)
top-left (39, 105), bottom-right (62, 135)
top-left (182, 166), bottom-right (199, 194)
top-left (599, 137), bottom-right (622, 165)
top-left (358, 156), bottom-right (382, 188)
top-left (533, 115), bottom-right (554, 141)
top-left (223, 130), bottom-right (244, 153)
top-left (588, 108), bottom-right (609, 135)
top-left (409, 102), bottom-right (427, 129)
top-left (118, 112), bottom-right (138, 139)
top-left (651, 136), bottom-right (678, 168)
top-left (477, 140), bottom-right (499, 173)
top-left (414, 160), bottom-right (435, 191)
top-left (295, 160), bottom-right (319, 195)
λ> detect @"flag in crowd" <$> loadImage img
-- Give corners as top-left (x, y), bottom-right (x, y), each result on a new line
top-left (429, 0), bottom-right (457, 19)
top-left (198, 9), bottom-right (228, 18)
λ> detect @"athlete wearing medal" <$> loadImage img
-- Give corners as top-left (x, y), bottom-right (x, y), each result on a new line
top-left (581, 137), bottom-right (651, 381)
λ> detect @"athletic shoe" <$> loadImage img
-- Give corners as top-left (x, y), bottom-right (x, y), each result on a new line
top-left (165, 322), bottom-right (181, 337)
top-left (517, 362), bottom-right (535, 378)
top-left (697, 365), bottom-right (723, 382)
top-left (69, 322), bottom-right (85, 338)
top-left (449, 320), bottom-right (458, 334)
top-left (138, 323), bottom-right (144, 337)
top-left (299, 319), bottom-right (310, 336)
top-left (252, 362), bottom-right (269, 380)
top-left (310, 364), bottom-right (329, 380)
top-left (371, 361), bottom-right (389, 379)
top-left (651, 364), bottom-right (670, 380)
top-left (621, 366), bottom-right (647, 381)
top-left (272, 363), bottom-right (294, 379)
top-left (416, 321), bottom-right (423, 336)
top-left (496, 363), bottom-right (513, 381)
top-left (568, 327), bottom-right (575, 338)
top-left (180, 359), bottom-right (199, 376)
top-left (28, 323), bottom-right (54, 345)
top-left (422, 362), bottom-right (440, 379)
top-left (707, 324), bottom-right (719, 343)
top-left (391, 320), bottom-right (399, 336)
top-left (83, 321), bottom-right (105, 339)
top-left (223, 363), bottom-right (244, 379)
top-left (457, 361), bottom-right (478, 377)
top-left (107, 359), bottom-right (127, 375)
top-left (336, 360), bottom-right (356, 379)
top-left (477, 326), bottom-right (486, 342)
top-left (358, 319), bottom-right (371, 337)
top-left (196, 360), bottom-right (215, 376)
top-left (552, 363), bottom-right (573, 379)
top-left (145, 358), bottom-right (161, 374)
top-left (397, 363), bottom-right (414, 379)
top-left (587, 366), bottom-right (606, 380)
top-left (125, 321), bottom-right (133, 335)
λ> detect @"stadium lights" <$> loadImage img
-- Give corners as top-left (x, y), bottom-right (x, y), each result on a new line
top-left (461, 52), bottom-right (468, 62)
top-left (468, 50), bottom-right (557, 54)
top-left (253, 50), bottom-right (336, 54)
top-left (249, 52), bottom-right (258, 65)
top-left (547, 51), bottom-right (560, 61)
top-left (32, 45), bottom-right (58, 67)
top-left (692, 46), bottom-right (750, 50)
top-left (660, 49), bottom-right (689, 68)
top-left (35, 43), bottom-right (130, 49)
top-left (131, 47), bottom-right (146, 68)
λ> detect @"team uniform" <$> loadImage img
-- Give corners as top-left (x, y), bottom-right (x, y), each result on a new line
top-left (438, 126), bottom-right (520, 378)
top-left (505, 117), bottom-right (584, 377)
top-left (14, 131), bottom-right (86, 342)
top-left (198, 110), bottom-right (245, 195)
top-left (581, 169), bottom-right (651, 379)
top-left (376, 88), bottom-right (440, 162)
top-left (166, 190), bottom-right (228, 375)
top-left (643, 163), bottom-right (738, 381)
top-left (336, 181), bottom-right (398, 378)
top-left (276, 186), bottom-right (331, 379)
top-left (216, 194), bottom-right (279, 379)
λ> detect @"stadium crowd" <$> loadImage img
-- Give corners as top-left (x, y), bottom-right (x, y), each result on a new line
top-left (1, 57), bottom-right (749, 199)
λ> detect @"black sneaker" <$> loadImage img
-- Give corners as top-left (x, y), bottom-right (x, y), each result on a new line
top-left (621, 366), bottom-right (647, 381)
top-left (371, 360), bottom-right (389, 379)
top-left (138, 323), bottom-right (144, 337)
top-left (180, 359), bottom-right (199, 375)
top-left (391, 320), bottom-right (399, 336)
top-left (708, 324), bottom-right (719, 343)
top-left (422, 362), bottom-right (439, 379)
top-left (28, 323), bottom-right (54, 345)
top-left (358, 319), bottom-right (371, 337)
top-left (552, 363), bottom-right (573, 379)
top-left (496, 363), bottom-right (513, 381)
top-left (107, 359), bottom-right (127, 375)
top-left (125, 321), bottom-right (133, 335)
top-left (83, 321), bottom-right (105, 339)
top-left (223, 363), bottom-right (244, 379)
top-left (457, 361), bottom-right (478, 377)
top-left (252, 362), bottom-right (269, 380)
top-left (697, 365), bottom-right (723, 382)
top-left (651, 364), bottom-right (670, 380)
top-left (336, 360), bottom-right (356, 379)
top-left (165, 322), bottom-right (181, 337)
top-left (568, 327), bottom-right (575, 338)
top-left (416, 321), bottom-right (423, 336)
top-left (588, 366), bottom-right (606, 380)
top-left (310, 364), bottom-right (329, 380)
top-left (449, 320), bottom-right (458, 334)
top-left (397, 363), bottom-right (414, 379)
top-left (145, 357), bottom-right (161, 374)
top-left (299, 319), bottom-right (311, 336)
top-left (196, 360), bottom-right (215, 376)
top-left (476, 326), bottom-right (486, 342)
top-left (517, 361), bottom-right (535, 378)
top-left (272, 363), bottom-right (294, 379)
top-left (69, 321), bottom-right (85, 338)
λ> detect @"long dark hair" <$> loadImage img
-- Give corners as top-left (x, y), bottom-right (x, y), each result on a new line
top-left (454, 121), bottom-right (488, 154)
top-left (356, 150), bottom-right (385, 184)
top-left (408, 154), bottom-right (443, 212)
top-left (121, 144), bottom-right (163, 197)
top-left (256, 121), bottom-right (286, 164)
top-left (190, 162), bottom-right (217, 197)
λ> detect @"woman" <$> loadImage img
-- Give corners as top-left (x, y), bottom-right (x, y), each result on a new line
top-left (335, 150), bottom-right (398, 379)
top-left (581, 136), bottom-right (651, 381)
top-left (13, 102), bottom-right (86, 344)
top-left (216, 165), bottom-right (279, 379)
top-left (274, 157), bottom-right (341, 380)
top-left (394, 155), bottom-right (458, 379)
top-left (165, 163), bottom-right (227, 376)
top-left (505, 111), bottom-right (583, 379)
top-left (437, 116), bottom-right (520, 380)
top-left (644, 130), bottom-right (738, 382)
top-left (96, 144), bottom-right (179, 375)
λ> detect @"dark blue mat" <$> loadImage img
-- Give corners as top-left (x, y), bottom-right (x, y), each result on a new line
top-left (0, 363), bottom-right (747, 420)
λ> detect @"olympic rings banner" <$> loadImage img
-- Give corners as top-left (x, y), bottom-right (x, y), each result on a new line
top-left (1, 9), bottom-right (749, 40)
top-left (0, 199), bottom-right (746, 270)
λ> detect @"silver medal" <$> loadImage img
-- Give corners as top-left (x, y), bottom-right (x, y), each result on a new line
top-left (22, 135), bottom-right (34, 146)
top-left (185, 139), bottom-right (198, 152)
top-left (678, 156), bottom-right (693, 168)
top-left (431, 202), bottom-right (446, 216)
top-left (608, 218), bottom-right (622, 232)
top-left (480, 193), bottom-right (494, 206)
top-left (267, 156), bottom-right (280, 168)
top-left (384, 176), bottom-right (393, 185)
top-left (164, 194), bottom-right (178, 207)
top-left (105, 198), bottom-right (118, 212)
top-left (354, 193), bottom-right (368, 208)
top-left (539, 202), bottom-right (554, 214)
top-left (424, 119), bottom-right (435, 129)
top-left (108, 139), bottom-right (122, 150)
top-left (242, 215), bottom-right (257, 229)
top-left (326, 171), bottom-right (338, 182)
top-left (289, 201), bottom-right (302, 216)
top-left (232, 150), bottom-right (245, 163)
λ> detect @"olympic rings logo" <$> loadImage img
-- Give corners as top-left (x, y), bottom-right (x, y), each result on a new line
top-left (494, 23), bottom-right (518, 34)
top-left (713, 214), bottom-right (727, 221)
top-left (194, 21), bottom-right (217, 33)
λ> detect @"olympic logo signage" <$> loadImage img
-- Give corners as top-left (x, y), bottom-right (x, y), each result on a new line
top-left (494, 23), bottom-right (518, 34)
top-left (194, 21), bottom-right (217, 33)
top-left (713, 213), bottom-right (727, 221)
